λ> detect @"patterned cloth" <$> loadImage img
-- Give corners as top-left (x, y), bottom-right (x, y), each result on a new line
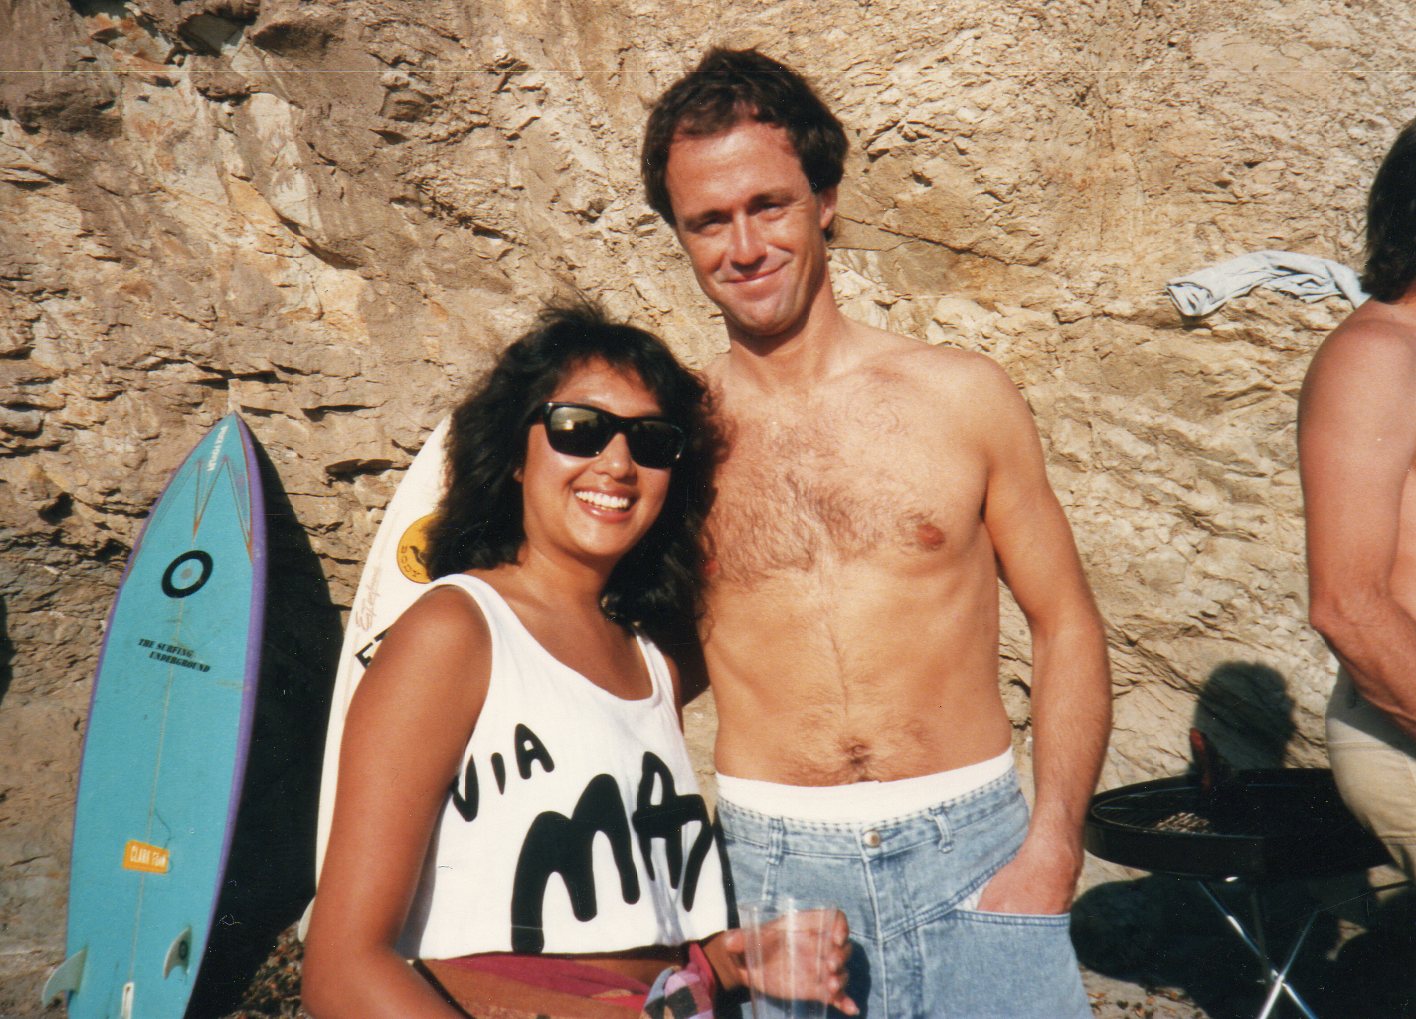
top-left (641, 943), bottom-right (717, 1019)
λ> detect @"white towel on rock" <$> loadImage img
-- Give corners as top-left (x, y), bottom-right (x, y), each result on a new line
top-left (1166, 250), bottom-right (1367, 317)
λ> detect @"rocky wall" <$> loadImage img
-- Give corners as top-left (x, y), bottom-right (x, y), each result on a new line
top-left (3, 0), bottom-right (1415, 1010)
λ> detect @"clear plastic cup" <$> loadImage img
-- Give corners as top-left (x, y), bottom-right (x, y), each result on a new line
top-left (740, 897), bottom-right (842, 1019)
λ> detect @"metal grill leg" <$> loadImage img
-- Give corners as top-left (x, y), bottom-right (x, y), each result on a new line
top-left (1198, 882), bottom-right (1320, 1019)
top-left (1256, 910), bottom-right (1319, 1019)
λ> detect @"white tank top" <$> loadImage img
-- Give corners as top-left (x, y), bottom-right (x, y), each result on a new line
top-left (396, 574), bottom-right (729, 960)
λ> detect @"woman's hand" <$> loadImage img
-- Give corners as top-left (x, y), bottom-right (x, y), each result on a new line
top-left (703, 909), bottom-right (857, 1016)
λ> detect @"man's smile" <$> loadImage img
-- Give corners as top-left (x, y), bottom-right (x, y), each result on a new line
top-left (727, 263), bottom-right (783, 286)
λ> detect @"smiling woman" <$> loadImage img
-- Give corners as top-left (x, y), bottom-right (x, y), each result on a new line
top-left (300, 304), bottom-right (730, 1016)
top-left (299, 305), bottom-right (856, 1017)
top-left (427, 305), bottom-right (712, 634)
top-left (517, 367), bottom-right (680, 589)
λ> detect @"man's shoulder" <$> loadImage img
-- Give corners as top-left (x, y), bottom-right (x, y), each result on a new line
top-left (1312, 300), bottom-right (1416, 379)
top-left (1330, 297), bottom-right (1416, 345)
top-left (1301, 300), bottom-right (1416, 431)
top-left (861, 328), bottom-right (1017, 399)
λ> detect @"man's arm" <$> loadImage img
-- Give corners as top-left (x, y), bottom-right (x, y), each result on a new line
top-left (965, 357), bottom-right (1111, 914)
top-left (1300, 316), bottom-right (1416, 737)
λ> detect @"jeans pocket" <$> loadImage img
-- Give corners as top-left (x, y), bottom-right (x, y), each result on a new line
top-left (934, 907), bottom-right (1089, 1019)
top-left (953, 904), bottom-right (1074, 926)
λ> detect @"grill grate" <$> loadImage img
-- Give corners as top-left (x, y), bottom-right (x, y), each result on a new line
top-left (1084, 769), bottom-right (1390, 880)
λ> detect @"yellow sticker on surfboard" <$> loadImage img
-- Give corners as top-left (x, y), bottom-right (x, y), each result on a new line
top-left (395, 514), bottom-right (437, 584)
top-left (122, 840), bottom-right (170, 874)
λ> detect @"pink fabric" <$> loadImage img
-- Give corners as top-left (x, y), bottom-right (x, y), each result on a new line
top-left (438, 952), bottom-right (650, 1006)
top-left (686, 942), bottom-right (718, 1000)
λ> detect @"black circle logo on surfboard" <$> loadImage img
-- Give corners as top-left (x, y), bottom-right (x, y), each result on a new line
top-left (162, 550), bottom-right (214, 598)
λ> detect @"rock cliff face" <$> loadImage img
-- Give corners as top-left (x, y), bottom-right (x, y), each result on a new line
top-left (3, 0), bottom-right (1414, 1008)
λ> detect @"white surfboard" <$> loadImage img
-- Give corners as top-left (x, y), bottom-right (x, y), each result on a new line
top-left (303, 417), bottom-right (451, 936)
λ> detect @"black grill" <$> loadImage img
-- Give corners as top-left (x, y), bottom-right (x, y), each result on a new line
top-left (1085, 769), bottom-right (1391, 880)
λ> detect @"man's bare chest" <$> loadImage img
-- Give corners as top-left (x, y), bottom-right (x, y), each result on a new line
top-left (705, 407), bottom-right (985, 585)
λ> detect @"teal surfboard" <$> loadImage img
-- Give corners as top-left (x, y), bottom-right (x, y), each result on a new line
top-left (44, 413), bottom-right (267, 1018)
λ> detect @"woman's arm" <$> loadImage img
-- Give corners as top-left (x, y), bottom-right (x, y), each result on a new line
top-left (303, 586), bottom-right (492, 1018)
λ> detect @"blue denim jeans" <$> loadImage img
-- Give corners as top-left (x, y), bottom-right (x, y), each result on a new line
top-left (718, 772), bottom-right (1091, 1018)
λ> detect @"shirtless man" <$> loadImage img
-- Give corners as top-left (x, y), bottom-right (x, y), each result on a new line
top-left (1301, 118), bottom-right (1416, 883)
top-left (641, 49), bottom-right (1111, 1017)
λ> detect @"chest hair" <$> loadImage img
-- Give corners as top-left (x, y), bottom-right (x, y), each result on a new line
top-left (706, 391), bottom-right (950, 587)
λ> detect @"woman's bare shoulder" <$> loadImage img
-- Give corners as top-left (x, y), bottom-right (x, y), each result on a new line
top-left (351, 580), bottom-right (494, 717)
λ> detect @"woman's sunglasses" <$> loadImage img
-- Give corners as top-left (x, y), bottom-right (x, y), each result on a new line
top-left (531, 402), bottom-right (686, 470)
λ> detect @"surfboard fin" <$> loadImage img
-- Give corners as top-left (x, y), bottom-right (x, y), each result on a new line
top-left (40, 947), bottom-right (86, 1005)
top-left (163, 926), bottom-right (192, 977)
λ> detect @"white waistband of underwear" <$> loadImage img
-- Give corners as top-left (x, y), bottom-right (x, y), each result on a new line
top-left (715, 749), bottom-right (1015, 825)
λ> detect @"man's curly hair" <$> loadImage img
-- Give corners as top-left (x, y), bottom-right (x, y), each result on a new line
top-left (642, 48), bottom-right (847, 233)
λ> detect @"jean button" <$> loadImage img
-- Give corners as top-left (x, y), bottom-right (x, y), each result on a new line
top-left (862, 829), bottom-right (881, 848)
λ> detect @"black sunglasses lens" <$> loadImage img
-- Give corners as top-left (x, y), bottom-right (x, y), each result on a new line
top-left (625, 422), bottom-right (684, 469)
top-left (541, 405), bottom-right (684, 468)
top-left (544, 406), bottom-right (612, 457)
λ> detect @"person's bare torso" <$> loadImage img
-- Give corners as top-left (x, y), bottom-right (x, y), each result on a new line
top-left (701, 332), bottom-right (1013, 784)
top-left (1350, 300), bottom-right (1416, 618)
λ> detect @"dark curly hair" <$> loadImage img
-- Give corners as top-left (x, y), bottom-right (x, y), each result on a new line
top-left (425, 303), bottom-right (713, 631)
top-left (1362, 118), bottom-right (1416, 303)
top-left (642, 48), bottom-right (848, 231)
